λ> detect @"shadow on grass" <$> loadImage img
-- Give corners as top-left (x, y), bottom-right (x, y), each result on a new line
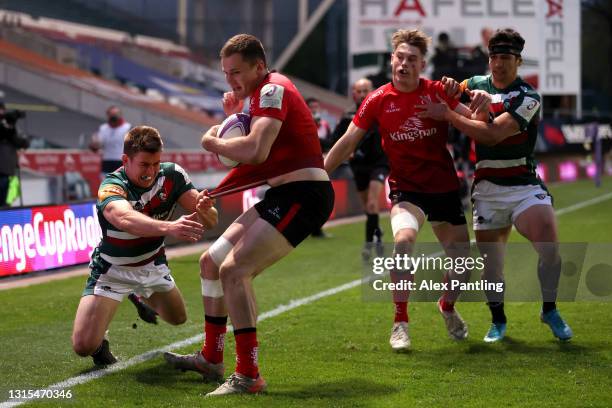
top-left (466, 336), bottom-right (592, 354)
top-left (270, 378), bottom-right (399, 400)
top-left (134, 361), bottom-right (214, 388)
top-left (131, 363), bottom-right (397, 401)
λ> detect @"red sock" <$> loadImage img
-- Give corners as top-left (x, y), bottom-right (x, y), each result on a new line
top-left (440, 297), bottom-right (455, 312)
top-left (394, 301), bottom-right (409, 322)
top-left (202, 318), bottom-right (227, 364)
top-left (440, 274), bottom-right (457, 312)
top-left (234, 329), bottom-right (259, 378)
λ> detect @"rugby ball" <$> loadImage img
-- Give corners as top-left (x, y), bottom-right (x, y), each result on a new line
top-left (216, 113), bottom-right (251, 167)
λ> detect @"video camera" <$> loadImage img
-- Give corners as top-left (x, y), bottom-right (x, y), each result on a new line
top-left (1, 109), bottom-right (26, 125)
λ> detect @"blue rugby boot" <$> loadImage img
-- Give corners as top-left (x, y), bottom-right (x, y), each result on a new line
top-left (541, 309), bottom-right (573, 341)
top-left (483, 322), bottom-right (507, 343)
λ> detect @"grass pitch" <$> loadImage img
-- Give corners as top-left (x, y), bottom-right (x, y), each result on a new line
top-left (1, 177), bottom-right (611, 407)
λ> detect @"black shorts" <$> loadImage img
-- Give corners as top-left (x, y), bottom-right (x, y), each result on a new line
top-left (389, 190), bottom-right (467, 226)
top-left (351, 165), bottom-right (389, 191)
top-left (255, 180), bottom-right (335, 247)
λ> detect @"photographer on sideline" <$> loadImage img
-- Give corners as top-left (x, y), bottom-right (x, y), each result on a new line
top-left (0, 102), bottom-right (29, 208)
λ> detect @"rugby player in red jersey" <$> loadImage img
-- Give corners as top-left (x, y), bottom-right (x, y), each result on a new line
top-left (326, 29), bottom-right (490, 351)
top-left (164, 34), bottom-right (334, 395)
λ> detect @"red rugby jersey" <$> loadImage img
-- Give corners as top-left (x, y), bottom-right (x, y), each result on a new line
top-left (212, 72), bottom-right (324, 197)
top-left (249, 72), bottom-right (323, 170)
top-left (353, 79), bottom-right (460, 193)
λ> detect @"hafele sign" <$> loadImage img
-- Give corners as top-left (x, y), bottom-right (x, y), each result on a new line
top-left (348, 0), bottom-right (580, 95)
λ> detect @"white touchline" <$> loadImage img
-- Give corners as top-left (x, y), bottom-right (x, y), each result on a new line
top-left (2, 191), bottom-right (611, 407)
top-left (554, 191), bottom-right (612, 216)
top-left (0, 279), bottom-right (364, 408)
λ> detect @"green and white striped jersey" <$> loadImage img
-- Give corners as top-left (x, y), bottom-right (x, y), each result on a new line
top-left (95, 162), bottom-right (194, 266)
top-left (463, 75), bottom-right (542, 186)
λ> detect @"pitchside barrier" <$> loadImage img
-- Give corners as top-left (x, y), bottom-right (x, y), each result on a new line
top-left (0, 177), bottom-right (380, 278)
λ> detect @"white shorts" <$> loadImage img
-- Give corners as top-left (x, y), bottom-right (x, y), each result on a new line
top-left (472, 180), bottom-right (552, 231)
top-left (84, 261), bottom-right (176, 302)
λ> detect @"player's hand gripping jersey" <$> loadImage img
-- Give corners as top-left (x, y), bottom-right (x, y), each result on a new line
top-left (96, 163), bottom-right (194, 266)
top-left (353, 79), bottom-right (460, 193)
top-left (461, 75), bottom-right (542, 186)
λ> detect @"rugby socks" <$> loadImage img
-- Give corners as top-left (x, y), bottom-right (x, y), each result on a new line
top-left (365, 213), bottom-right (379, 242)
top-left (394, 301), bottom-right (409, 323)
top-left (234, 327), bottom-right (259, 379)
top-left (202, 315), bottom-right (227, 364)
top-left (487, 302), bottom-right (507, 324)
top-left (537, 257), bottom-right (562, 304)
top-left (439, 297), bottom-right (455, 312)
top-left (391, 267), bottom-right (411, 322)
top-left (440, 274), bottom-right (456, 312)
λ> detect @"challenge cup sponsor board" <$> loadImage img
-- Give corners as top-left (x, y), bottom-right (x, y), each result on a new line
top-left (0, 202), bottom-right (102, 277)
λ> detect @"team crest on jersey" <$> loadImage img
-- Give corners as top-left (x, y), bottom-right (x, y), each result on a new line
top-left (399, 117), bottom-right (425, 131)
top-left (259, 84), bottom-right (284, 109)
top-left (158, 190), bottom-right (168, 202)
top-left (385, 101), bottom-right (401, 113)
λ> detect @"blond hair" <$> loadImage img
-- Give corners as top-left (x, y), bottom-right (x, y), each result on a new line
top-left (391, 29), bottom-right (430, 56)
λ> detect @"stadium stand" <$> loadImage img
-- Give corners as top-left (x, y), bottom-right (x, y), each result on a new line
top-left (0, 7), bottom-right (349, 152)
top-left (0, 37), bottom-right (216, 149)
top-left (0, 0), bottom-right (176, 41)
top-left (0, 18), bottom-right (226, 116)
top-left (1, 86), bottom-right (100, 148)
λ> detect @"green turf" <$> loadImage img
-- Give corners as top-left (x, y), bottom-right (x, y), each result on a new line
top-left (0, 177), bottom-right (611, 407)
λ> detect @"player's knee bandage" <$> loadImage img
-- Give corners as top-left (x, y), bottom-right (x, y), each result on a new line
top-left (208, 236), bottom-right (233, 267)
top-left (391, 212), bottom-right (420, 236)
top-left (201, 277), bottom-right (224, 298)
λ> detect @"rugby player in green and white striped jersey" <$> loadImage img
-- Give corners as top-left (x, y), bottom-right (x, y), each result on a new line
top-left (416, 28), bottom-right (572, 344)
top-left (71, 125), bottom-right (218, 366)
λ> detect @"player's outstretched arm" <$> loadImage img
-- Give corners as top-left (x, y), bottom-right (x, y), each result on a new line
top-left (202, 116), bottom-right (281, 165)
top-left (450, 90), bottom-right (491, 122)
top-left (177, 188), bottom-right (218, 230)
top-left (417, 99), bottom-right (520, 146)
top-left (196, 196), bottom-right (218, 230)
top-left (104, 200), bottom-right (205, 242)
top-left (324, 122), bottom-right (367, 174)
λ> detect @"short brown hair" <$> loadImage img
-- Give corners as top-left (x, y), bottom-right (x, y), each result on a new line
top-left (391, 29), bottom-right (430, 56)
top-left (220, 34), bottom-right (267, 66)
top-left (123, 126), bottom-right (163, 157)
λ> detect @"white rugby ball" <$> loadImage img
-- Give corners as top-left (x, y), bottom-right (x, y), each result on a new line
top-left (216, 113), bottom-right (251, 167)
